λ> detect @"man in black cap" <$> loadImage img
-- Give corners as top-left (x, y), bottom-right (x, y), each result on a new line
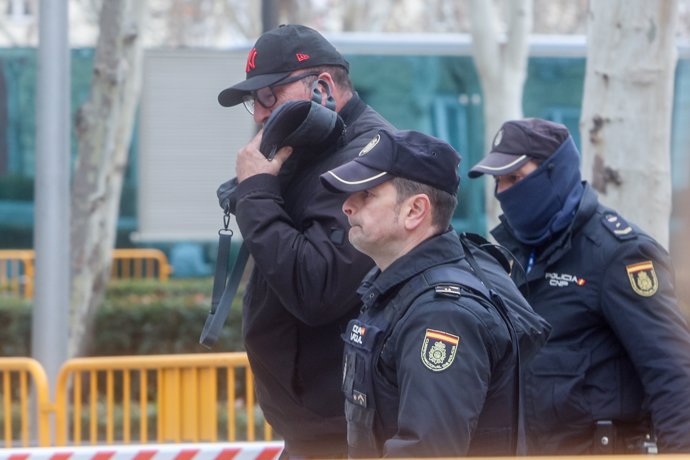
top-left (468, 117), bottom-right (690, 454)
top-left (215, 25), bottom-right (393, 458)
top-left (319, 129), bottom-right (549, 458)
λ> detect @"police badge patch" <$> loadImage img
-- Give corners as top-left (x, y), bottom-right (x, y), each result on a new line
top-left (358, 133), bottom-right (381, 156)
top-left (421, 328), bottom-right (460, 372)
top-left (626, 261), bottom-right (659, 297)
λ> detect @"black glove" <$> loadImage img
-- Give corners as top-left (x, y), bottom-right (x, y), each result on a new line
top-left (259, 99), bottom-right (345, 160)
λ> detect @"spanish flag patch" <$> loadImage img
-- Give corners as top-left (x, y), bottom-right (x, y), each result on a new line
top-left (420, 328), bottom-right (460, 372)
top-left (626, 261), bottom-right (658, 297)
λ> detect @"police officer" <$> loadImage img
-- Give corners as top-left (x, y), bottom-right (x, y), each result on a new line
top-left (319, 129), bottom-right (549, 458)
top-left (468, 118), bottom-right (690, 454)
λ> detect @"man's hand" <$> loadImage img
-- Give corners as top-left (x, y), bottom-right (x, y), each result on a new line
top-left (236, 128), bottom-right (293, 183)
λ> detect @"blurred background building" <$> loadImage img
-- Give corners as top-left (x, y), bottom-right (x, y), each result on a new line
top-left (0, 0), bottom-right (689, 308)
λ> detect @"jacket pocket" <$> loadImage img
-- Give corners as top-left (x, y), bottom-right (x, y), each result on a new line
top-left (345, 399), bottom-right (379, 457)
top-left (525, 349), bottom-right (591, 429)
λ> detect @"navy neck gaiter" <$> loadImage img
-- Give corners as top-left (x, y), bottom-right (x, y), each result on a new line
top-left (496, 136), bottom-right (584, 246)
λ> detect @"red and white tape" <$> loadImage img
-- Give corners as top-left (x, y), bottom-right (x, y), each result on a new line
top-left (0, 442), bottom-right (284, 460)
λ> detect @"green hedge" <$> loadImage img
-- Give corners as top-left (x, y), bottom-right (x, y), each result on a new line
top-left (0, 278), bottom-right (244, 357)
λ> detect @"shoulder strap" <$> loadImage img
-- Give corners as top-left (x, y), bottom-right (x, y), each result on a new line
top-left (373, 265), bottom-right (484, 353)
top-left (383, 264), bottom-right (492, 319)
top-left (459, 233), bottom-right (527, 455)
top-left (423, 265), bottom-right (492, 300)
top-left (199, 209), bottom-right (250, 348)
top-left (600, 211), bottom-right (636, 241)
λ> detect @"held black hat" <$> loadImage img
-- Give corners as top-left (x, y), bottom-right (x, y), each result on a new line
top-left (218, 24), bottom-right (349, 107)
top-left (468, 118), bottom-right (570, 178)
top-left (320, 130), bottom-right (461, 195)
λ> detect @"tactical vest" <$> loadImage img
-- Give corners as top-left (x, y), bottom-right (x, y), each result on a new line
top-left (342, 261), bottom-right (513, 458)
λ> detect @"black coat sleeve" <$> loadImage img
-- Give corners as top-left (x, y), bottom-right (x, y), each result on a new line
top-left (234, 172), bottom-right (373, 326)
top-left (600, 236), bottom-right (690, 452)
top-left (379, 298), bottom-right (506, 457)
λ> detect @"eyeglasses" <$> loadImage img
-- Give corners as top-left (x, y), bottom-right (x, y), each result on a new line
top-left (242, 72), bottom-right (319, 115)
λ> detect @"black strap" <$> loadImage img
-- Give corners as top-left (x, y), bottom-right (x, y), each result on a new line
top-left (211, 230), bottom-right (233, 310)
top-left (199, 226), bottom-right (250, 348)
top-left (459, 234), bottom-right (527, 455)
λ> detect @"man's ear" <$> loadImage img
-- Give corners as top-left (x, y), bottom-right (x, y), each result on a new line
top-left (311, 73), bottom-right (338, 109)
top-left (311, 79), bottom-right (336, 110)
top-left (403, 194), bottom-right (432, 230)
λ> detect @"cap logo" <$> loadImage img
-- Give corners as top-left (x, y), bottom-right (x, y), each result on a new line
top-left (359, 134), bottom-right (381, 157)
top-left (493, 129), bottom-right (503, 147)
top-left (246, 48), bottom-right (257, 73)
top-left (296, 53), bottom-right (310, 62)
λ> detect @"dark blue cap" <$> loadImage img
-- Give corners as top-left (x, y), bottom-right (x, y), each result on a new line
top-left (320, 130), bottom-right (461, 195)
top-left (468, 118), bottom-right (570, 178)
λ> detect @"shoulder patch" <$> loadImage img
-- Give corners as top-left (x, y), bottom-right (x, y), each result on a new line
top-left (601, 213), bottom-right (635, 240)
top-left (626, 261), bottom-right (658, 297)
top-left (420, 328), bottom-right (460, 372)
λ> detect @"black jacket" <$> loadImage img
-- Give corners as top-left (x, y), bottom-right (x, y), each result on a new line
top-left (233, 94), bottom-right (393, 456)
top-left (342, 230), bottom-right (546, 458)
top-left (492, 183), bottom-right (690, 454)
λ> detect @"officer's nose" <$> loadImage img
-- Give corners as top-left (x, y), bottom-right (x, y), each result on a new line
top-left (343, 195), bottom-right (354, 216)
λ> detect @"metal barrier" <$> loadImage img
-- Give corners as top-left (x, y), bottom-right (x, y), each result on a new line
top-left (53, 352), bottom-right (272, 446)
top-left (0, 250), bottom-right (35, 299)
top-left (0, 357), bottom-right (51, 448)
top-left (0, 249), bottom-right (172, 300)
top-left (111, 248), bottom-right (172, 281)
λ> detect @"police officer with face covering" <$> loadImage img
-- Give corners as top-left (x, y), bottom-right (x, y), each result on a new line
top-left (468, 118), bottom-right (690, 454)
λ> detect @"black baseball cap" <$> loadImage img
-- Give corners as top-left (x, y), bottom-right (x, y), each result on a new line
top-left (468, 118), bottom-right (570, 178)
top-left (320, 130), bottom-right (461, 196)
top-left (218, 24), bottom-right (349, 107)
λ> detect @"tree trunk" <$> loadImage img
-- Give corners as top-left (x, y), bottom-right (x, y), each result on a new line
top-left (469, 0), bottom-right (532, 233)
top-left (580, 0), bottom-right (678, 248)
top-left (69, 0), bottom-right (147, 357)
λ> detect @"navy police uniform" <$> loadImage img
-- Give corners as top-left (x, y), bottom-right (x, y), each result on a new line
top-left (342, 229), bottom-right (544, 458)
top-left (492, 183), bottom-right (690, 453)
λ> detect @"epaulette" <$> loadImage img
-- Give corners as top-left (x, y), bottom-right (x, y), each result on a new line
top-left (601, 212), bottom-right (636, 240)
top-left (434, 284), bottom-right (462, 299)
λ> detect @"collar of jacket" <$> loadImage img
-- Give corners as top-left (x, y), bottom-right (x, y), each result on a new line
top-left (358, 229), bottom-right (464, 310)
top-left (338, 91), bottom-right (367, 126)
top-left (492, 182), bottom-right (599, 272)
